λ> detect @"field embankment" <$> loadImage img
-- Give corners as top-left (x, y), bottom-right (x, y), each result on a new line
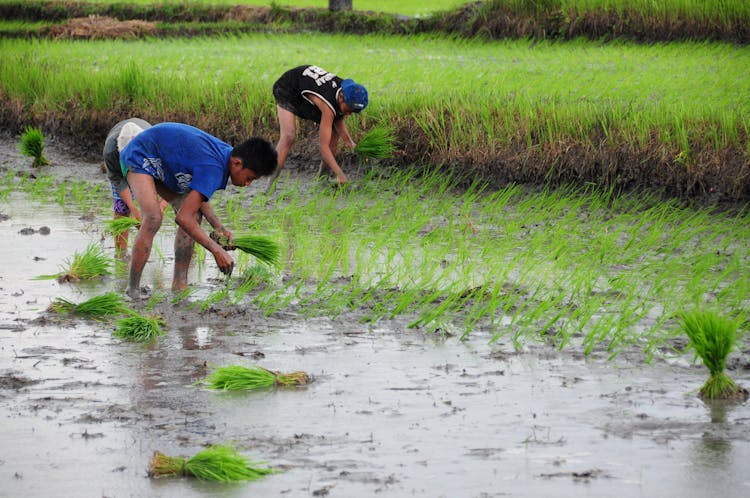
top-left (0, 1), bottom-right (748, 202)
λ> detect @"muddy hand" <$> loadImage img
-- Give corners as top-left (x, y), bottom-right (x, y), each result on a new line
top-left (214, 248), bottom-right (235, 276)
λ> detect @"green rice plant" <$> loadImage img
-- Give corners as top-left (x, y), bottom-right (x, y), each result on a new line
top-left (680, 309), bottom-right (747, 400)
top-left (35, 242), bottom-right (113, 282)
top-left (19, 125), bottom-right (49, 167)
top-left (148, 445), bottom-right (275, 482)
top-left (104, 216), bottom-right (140, 237)
top-left (114, 312), bottom-right (166, 342)
top-left (210, 231), bottom-right (281, 267)
top-left (354, 126), bottom-right (397, 159)
top-left (200, 365), bottom-right (310, 390)
top-left (48, 292), bottom-right (129, 319)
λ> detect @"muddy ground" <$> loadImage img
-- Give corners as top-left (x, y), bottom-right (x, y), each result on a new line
top-left (1, 136), bottom-right (749, 497)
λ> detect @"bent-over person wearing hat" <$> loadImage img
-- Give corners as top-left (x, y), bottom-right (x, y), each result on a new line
top-left (269, 64), bottom-right (369, 188)
top-left (119, 122), bottom-right (277, 299)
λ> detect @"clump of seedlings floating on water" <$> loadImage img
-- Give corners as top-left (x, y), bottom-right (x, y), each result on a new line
top-left (354, 125), bottom-right (397, 159)
top-left (19, 125), bottom-right (50, 167)
top-left (113, 312), bottom-right (165, 342)
top-left (210, 231), bottom-right (281, 267)
top-left (680, 309), bottom-right (748, 401)
top-left (48, 292), bottom-right (129, 319)
top-left (148, 445), bottom-right (275, 482)
top-left (35, 242), bottom-right (113, 282)
top-left (200, 365), bottom-right (310, 391)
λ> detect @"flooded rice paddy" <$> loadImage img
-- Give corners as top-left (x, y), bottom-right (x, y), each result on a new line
top-left (1, 138), bottom-right (749, 497)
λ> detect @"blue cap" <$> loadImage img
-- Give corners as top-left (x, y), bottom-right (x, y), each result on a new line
top-left (341, 79), bottom-right (368, 112)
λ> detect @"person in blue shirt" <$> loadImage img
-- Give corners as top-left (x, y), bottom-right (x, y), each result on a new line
top-left (119, 122), bottom-right (277, 299)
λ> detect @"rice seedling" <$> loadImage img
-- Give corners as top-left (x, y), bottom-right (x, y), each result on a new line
top-left (104, 216), bottom-right (140, 237)
top-left (19, 125), bottom-right (49, 167)
top-left (113, 312), bottom-right (166, 342)
top-left (48, 292), bottom-right (129, 319)
top-left (210, 231), bottom-right (281, 267)
top-left (200, 365), bottom-right (310, 390)
top-left (680, 309), bottom-right (748, 401)
top-left (148, 445), bottom-right (275, 482)
top-left (354, 126), bottom-right (397, 160)
top-left (35, 242), bottom-right (113, 282)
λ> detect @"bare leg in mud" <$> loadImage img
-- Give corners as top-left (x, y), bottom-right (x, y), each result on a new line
top-left (124, 172), bottom-right (165, 299)
top-left (168, 195), bottom-right (203, 293)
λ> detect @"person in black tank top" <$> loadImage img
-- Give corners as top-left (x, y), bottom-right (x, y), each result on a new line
top-left (270, 65), bottom-right (368, 189)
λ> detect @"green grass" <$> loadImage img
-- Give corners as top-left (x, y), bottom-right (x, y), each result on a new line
top-left (148, 445), bottom-right (276, 482)
top-left (0, 33), bottom-right (745, 159)
top-left (8, 0), bottom-right (468, 17)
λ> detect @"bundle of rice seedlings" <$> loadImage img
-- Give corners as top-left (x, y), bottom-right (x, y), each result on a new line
top-left (148, 445), bottom-right (275, 482)
top-left (35, 242), bottom-right (113, 282)
top-left (210, 231), bottom-right (280, 267)
top-left (20, 125), bottom-right (50, 167)
top-left (354, 126), bottom-right (397, 159)
top-left (201, 365), bottom-right (310, 391)
top-left (114, 312), bottom-right (165, 341)
top-left (104, 216), bottom-right (140, 237)
top-left (680, 309), bottom-right (748, 400)
top-left (48, 292), bottom-right (129, 319)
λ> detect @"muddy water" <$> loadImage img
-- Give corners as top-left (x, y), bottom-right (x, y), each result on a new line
top-left (1, 141), bottom-right (749, 498)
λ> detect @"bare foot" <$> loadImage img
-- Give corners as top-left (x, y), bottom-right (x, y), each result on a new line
top-left (125, 285), bottom-right (150, 301)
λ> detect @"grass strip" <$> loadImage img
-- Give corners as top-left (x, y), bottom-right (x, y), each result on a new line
top-left (148, 445), bottom-right (276, 482)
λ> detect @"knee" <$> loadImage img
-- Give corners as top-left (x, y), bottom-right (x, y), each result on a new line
top-left (141, 210), bottom-right (163, 233)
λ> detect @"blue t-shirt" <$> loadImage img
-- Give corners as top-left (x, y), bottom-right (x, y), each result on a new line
top-left (120, 122), bottom-right (232, 200)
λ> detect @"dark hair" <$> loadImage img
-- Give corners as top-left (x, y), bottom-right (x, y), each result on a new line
top-left (231, 137), bottom-right (277, 177)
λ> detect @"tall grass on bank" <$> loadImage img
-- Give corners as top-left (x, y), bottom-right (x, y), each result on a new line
top-left (0, 34), bottom-right (746, 196)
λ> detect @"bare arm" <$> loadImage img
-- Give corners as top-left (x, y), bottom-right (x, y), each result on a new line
top-left (174, 190), bottom-right (234, 275)
top-left (334, 118), bottom-right (356, 150)
top-left (200, 202), bottom-right (233, 240)
top-left (309, 94), bottom-right (347, 184)
top-left (117, 187), bottom-right (141, 220)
